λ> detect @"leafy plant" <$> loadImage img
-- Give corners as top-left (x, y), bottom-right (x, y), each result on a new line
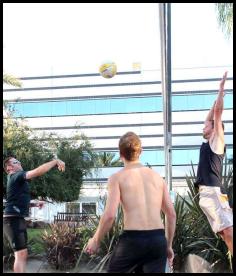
top-left (27, 228), bottom-right (48, 255)
top-left (42, 223), bottom-right (85, 270)
top-left (95, 151), bottom-right (123, 167)
top-left (74, 199), bottom-right (124, 273)
top-left (215, 3), bottom-right (233, 39)
top-left (3, 73), bottom-right (22, 87)
top-left (3, 234), bottom-right (14, 270)
top-left (222, 155), bottom-right (233, 208)
top-left (173, 162), bottom-right (232, 272)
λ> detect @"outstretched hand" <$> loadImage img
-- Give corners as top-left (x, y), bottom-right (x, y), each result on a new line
top-left (56, 159), bottom-right (65, 172)
top-left (219, 71), bottom-right (228, 96)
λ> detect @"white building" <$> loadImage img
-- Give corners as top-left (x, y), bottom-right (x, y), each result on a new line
top-left (3, 66), bottom-right (233, 222)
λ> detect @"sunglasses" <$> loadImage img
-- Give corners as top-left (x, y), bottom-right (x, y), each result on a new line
top-left (11, 160), bottom-right (21, 165)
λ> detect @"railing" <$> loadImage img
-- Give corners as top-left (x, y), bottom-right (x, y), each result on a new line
top-left (54, 212), bottom-right (95, 225)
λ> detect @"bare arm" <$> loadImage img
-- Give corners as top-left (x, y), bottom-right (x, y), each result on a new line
top-left (25, 159), bottom-right (65, 180)
top-left (85, 174), bottom-right (120, 254)
top-left (213, 71), bottom-right (227, 138)
top-left (161, 180), bottom-right (176, 267)
top-left (205, 101), bottom-right (216, 122)
top-left (161, 181), bottom-right (176, 248)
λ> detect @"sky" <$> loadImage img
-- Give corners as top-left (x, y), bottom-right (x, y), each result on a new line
top-left (3, 3), bottom-right (233, 78)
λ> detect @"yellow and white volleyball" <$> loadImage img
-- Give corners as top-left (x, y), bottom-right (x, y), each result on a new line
top-left (99, 62), bottom-right (117, 78)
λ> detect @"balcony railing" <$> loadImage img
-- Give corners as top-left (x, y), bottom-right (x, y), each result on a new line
top-left (54, 212), bottom-right (96, 226)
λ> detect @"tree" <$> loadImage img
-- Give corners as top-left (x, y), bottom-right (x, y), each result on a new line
top-left (3, 72), bottom-right (22, 117)
top-left (96, 152), bottom-right (123, 167)
top-left (3, 107), bottom-right (97, 202)
top-left (3, 73), bottom-right (22, 87)
top-left (215, 3), bottom-right (233, 39)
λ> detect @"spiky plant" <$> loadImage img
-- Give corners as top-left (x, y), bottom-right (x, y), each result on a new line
top-left (42, 223), bottom-right (84, 270)
top-left (74, 199), bottom-right (124, 273)
top-left (173, 162), bottom-right (232, 272)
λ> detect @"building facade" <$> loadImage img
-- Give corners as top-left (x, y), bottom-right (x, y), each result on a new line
top-left (3, 66), bottom-right (233, 222)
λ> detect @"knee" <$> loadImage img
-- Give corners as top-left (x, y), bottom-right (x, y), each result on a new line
top-left (222, 227), bottom-right (233, 241)
top-left (15, 249), bottom-right (28, 260)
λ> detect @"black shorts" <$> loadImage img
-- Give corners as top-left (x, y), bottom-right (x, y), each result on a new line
top-left (3, 217), bottom-right (28, 252)
top-left (107, 229), bottom-right (167, 273)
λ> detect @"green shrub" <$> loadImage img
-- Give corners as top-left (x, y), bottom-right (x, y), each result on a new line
top-left (74, 202), bottom-right (124, 273)
top-left (42, 223), bottom-right (85, 270)
top-left (3, 234), bottom-right (14, 270)
top-left (27, 228), bottom-right (47, 255)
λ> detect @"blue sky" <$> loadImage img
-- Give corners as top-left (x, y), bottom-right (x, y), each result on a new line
top-left (3, 3), bottom-right (233, 77)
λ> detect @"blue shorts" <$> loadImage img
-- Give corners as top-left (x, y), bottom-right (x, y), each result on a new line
top-left (3, 217), bottom-right (28, 252)
top-left (107, 229), bottom-right (167, 273)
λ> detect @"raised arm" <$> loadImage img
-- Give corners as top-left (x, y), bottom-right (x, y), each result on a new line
top-left (205, 101), bottom-right (216, 122)
top-left (213, 71), bottom-right (227, 137)
top-left (25, 159), bottom-right (65, 180)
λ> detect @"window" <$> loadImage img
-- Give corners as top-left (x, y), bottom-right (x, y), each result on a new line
top-left (82, 203), bottom-right (96, 214)
top-left (66, 202), bottom-right (80, 213)
top-left (9, 93), bottom-right (233, 118)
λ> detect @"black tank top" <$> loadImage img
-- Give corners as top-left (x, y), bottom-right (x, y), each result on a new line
top-left (194, 142), bottom-right (225, 188)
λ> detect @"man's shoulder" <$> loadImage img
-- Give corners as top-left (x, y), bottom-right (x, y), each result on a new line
top-left (10, 170), bottom-right (27, 181)
top-left (109, 169), bottom-right (122, 180)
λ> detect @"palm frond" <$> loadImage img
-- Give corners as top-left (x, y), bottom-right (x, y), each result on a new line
top-left (3, 73), bottom-right (22, 87)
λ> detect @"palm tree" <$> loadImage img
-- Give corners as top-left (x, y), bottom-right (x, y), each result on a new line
top-left (96, 152), bottom-right (122, 167)
top-left (3, 72), bottom-right (22, 120)
top-left (3, 73), bottom-right (22, 87)
top-left (215, 3), bottom-right (233, 39)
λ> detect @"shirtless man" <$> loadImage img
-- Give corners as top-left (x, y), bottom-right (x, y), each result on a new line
top-left (194, 71), bottom-right (233, 255)
top-left (85, 132), bottom-right (176, 273)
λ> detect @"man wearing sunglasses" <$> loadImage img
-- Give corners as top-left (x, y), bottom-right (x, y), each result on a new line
top-left (3, 156), bottom-right (65, 273)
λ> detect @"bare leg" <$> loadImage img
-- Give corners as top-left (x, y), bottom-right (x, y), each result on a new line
top-left (218, 226), bottom-right (233, 256)
top-left (14, 248), bottom-right (28, 273)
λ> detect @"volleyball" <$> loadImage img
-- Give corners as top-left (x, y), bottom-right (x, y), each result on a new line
top-left (99, 62), bottom-right (117, 78)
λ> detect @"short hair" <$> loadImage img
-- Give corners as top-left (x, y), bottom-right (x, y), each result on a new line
top-left (3, 155), bottom-right (16, 170)
top-left (210, 120), bottom-right (225, 130)
top-left (119, 132), bottom-right (142, 161)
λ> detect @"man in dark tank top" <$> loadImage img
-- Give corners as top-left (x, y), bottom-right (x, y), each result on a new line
top-left (195, 72), bottom-right (233, 256)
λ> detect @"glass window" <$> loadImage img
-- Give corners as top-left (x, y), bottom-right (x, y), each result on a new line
top-left (8, 93), bottom-right (233, 118)
top-left (104, 147), bottom-right (232, 166)
top-left (82, 203), bottom-right (96, 214)
top-left (66, 202), bottom-right (80, 213)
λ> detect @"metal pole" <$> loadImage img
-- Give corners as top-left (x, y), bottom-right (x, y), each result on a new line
top-left (159, 3), bottom-right (172, 191)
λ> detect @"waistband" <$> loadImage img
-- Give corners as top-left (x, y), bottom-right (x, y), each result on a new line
top-left (3, 216), bottom-right (25, 223)
top-left (199, 185), bottom-right (221, 192)
top-left (122, 229), bottom-right (165, 237)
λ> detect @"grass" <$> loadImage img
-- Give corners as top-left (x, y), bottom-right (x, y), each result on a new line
top-left (27, 227), bottom-right (50, 255)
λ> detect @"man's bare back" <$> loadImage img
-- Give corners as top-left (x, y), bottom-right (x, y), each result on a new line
top-left (114, 163), bottom-right (165, 230)
top-left (85, 132), bottom-right (176, 272)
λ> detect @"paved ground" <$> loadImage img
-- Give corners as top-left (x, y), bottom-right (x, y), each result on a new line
top-left (3, 257), bottom-right (105, 273)
top-left (4, 254), bottom-right (231, 273)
